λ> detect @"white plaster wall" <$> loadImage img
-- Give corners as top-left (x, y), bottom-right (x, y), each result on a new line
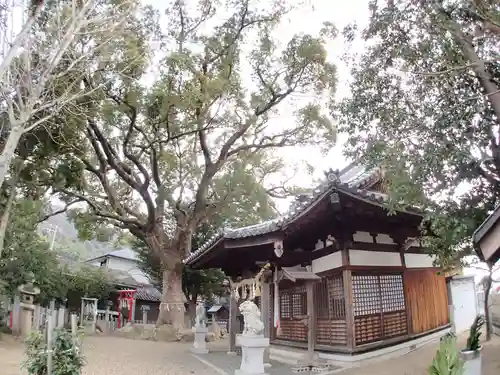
top-left (312, 252), bottom-right (342, 274)
top-left (349, 250), bottom-right (401, 267)
top-left (352, 231), bottom-right (373, 243)
top-left (108, 257), bottom-right (150, 284)
top-left (404, 253), bottom-right (436, 268)
top-left (375, 234), bottom-right (395, 244)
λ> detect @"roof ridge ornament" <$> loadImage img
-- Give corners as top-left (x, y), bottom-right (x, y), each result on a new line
top-left (324, 168), bottom-right (341, 184)
top-left (274, 240), bottom-right (284, 258)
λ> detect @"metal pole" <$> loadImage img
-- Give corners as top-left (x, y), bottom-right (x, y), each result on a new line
top-left (71, 313), bottom-right (77, 344)
top-left (49, 226), bottom-right (58, 251)
top-left (46, 310), bottom-right (53, 375)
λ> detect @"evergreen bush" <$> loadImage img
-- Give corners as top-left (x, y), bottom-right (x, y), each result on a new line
top-left (24, 328), bottom-right (85, 375)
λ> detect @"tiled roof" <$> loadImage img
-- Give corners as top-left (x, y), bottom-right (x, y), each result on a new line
top-left (102, 267), bottom-right (141, 287)
top-left (184, 164), bottom-right (403, 265)
top-left (85, 248), bottom-right (138, 263)
top-left (279, 266), bottom-right (321, 282)
top-left (134, 285), bottom-right (162, 302)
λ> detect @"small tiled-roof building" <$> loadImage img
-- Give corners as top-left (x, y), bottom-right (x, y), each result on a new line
top-left (186, 163), bottom-right (449, 355)
top-left (85, 249), bottom-right (162, 323)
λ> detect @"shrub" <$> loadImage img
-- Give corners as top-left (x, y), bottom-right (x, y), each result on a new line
top-left (465, 315), bottom-right (485, 352)
top-left (24, 329), bottom-right (85, 375)
top-left (428, 337), bottom-right (464, 375)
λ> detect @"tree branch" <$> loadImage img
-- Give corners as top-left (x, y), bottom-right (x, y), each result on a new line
top-left (38, 199), bottom-right (84, 223)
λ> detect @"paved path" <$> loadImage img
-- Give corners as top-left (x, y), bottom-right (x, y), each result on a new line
top-left (0, 335), bottom-right (221, 375)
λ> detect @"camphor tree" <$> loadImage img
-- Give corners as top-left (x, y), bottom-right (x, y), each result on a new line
top-left (47, 0), bottom-right (337, 327)
top-left (338, 0), bottom-right (499, 338)
top-left (0, 0), bottom-right (137, 192)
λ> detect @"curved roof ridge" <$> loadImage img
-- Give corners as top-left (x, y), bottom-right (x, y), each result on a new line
top-left (184, 163), bottom-right (381, 265)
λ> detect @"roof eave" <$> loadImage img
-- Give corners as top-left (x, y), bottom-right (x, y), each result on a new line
top-left (473, 204), bottom-right (500, 245)
top-left (184, 236), bottom-right (225, 266)
top-left (334, 185), bottom-right (424, 218)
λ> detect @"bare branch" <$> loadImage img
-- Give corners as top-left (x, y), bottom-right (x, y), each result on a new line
top-left (38, 199), bottom-right (84, 223)
top-left (0, 0), bottom-right (137, 190)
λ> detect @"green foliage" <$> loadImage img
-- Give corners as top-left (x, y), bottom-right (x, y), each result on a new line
top-left (338, 1), bottom-right (500, 268)
top-left (24, 329), bottom-right (85, 375)
top-left (0, 199), bottom-right (63, 303)
top-left (63, 265), bottom-right (112, 309)
top-left (429, 337), bottom-right (464, 375)
top-left (0, 198), bottom-right (111, 305)
top-left (465, 315), bottom-right (485, 351)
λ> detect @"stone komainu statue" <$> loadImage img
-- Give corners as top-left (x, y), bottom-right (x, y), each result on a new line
top-left (195, 303), bottom-right (207, 328)
top-left (239, 300), bottom-right (264, 336)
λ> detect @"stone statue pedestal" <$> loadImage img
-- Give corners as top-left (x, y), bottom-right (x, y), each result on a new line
top-left (191, 326), bottom-right (209, 354)
top-left (235, 335), bottom-right (270, 375)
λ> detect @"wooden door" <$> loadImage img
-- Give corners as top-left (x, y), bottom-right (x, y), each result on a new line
top-left (404, 269), bottom-right (449, 334)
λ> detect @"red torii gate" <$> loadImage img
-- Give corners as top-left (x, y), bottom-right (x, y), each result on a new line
top-left (117, 289), bottom-right (136, 328)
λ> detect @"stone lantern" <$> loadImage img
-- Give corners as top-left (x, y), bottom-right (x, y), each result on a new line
top-left (17, 275), bottom-right (40, 337)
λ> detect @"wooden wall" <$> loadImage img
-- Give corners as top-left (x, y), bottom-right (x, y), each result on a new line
top-left (404, 269), bottom-right (449, 334)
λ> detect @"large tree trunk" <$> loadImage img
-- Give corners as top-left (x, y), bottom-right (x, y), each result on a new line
top-left (157, 265), bottom-right (185, 329)
top-left (149, 220), bottom-right (194, 329)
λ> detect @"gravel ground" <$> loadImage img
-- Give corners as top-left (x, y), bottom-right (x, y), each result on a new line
top-left (1, 334), bottom-right (500, 375)
top-left (0, 335), bottom-right (222, 375)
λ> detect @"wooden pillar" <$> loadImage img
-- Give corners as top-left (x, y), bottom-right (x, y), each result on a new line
top-left (261, 282), bottom-right (270, 338)
top-left (306, 279), bottom-right (316, 364)
top-left (343, 269), bottom-right (355, 349)
top-left (273, 265), bottom-right (280, 339)
top-left (131, 298), bottom-right (136, 323)
top-left (261, 281), bottom-right (271, 366)
top-left (228, 289), bottom-right (238, 355)
top-left (80, 298), bottom-right (85, 326)
top-left (400, 248), bottom-right (412, 336)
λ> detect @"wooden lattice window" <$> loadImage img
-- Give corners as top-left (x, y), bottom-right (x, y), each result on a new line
top-left (380, 275), bottom-right (405, 312)
top-left (352, 273), bottom-right (407, 346)
top-left (328, 275), bottom-right (345, 318)
top-left (352, 275), bottom-right (381, 316)
top-left (279, 285), bottom-right (307, 319)
top-left (315, 279), bottom-right (329, 319)
top-left (280, 293), bottom-right (291, 318)
top-left (316, 274), bottom-right (346, 319)
top-left (292, 293), bottom-right (306, 317)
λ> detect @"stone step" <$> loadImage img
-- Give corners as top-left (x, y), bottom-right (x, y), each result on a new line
top-left (269, 347), bottom-right (307, 366)
top-left (269, 352), bottom-right (301, 366)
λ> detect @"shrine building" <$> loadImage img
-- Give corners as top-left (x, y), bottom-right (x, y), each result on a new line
top-left (184, 164), bottom-right (450, 356)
